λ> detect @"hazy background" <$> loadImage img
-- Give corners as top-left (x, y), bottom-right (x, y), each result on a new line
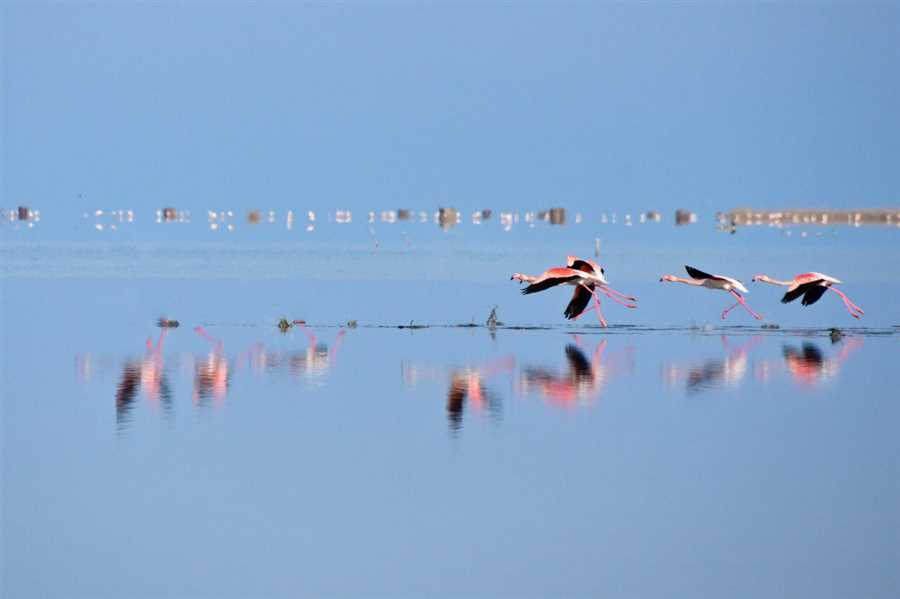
top-left (3, 2), bottom-right (899, 219)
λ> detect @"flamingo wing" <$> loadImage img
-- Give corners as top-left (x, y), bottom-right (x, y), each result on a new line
top-left (564, 344), bottom-right (592, 378)
top-left (447, 379), bottom-right (466, 431)
top-left (523, 274), bottom-right (581, 295)
top-left (568, 258), bottom-right (595, 274)
top-left (801, 284), bottom-right (829, 307)
top-left (685, 265), bottom-right (714, 280)
top-left (563, 283), bottom-right (594, 319)
top-left (782, 279), bottom-right (825, 304)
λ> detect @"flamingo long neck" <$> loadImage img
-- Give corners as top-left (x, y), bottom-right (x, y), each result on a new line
top-left (758, 276), bottom-right (793, 287)
top-left (668, 276), bottom-right (703, 286)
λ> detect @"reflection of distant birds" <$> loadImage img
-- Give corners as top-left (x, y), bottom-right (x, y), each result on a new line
top-left (753, 273), bottom-right (864, 319)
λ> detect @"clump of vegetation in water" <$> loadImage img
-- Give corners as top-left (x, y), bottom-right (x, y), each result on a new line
top-left (277, 318), bottom-right (292, 333)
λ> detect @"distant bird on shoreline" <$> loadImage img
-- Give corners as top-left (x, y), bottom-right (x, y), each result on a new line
top-left (752, 272), bottom-right (864, 319)
top-left (660, 265), bottom-right (762, 321)
top-left (511, 255), bottom-right (638, 327)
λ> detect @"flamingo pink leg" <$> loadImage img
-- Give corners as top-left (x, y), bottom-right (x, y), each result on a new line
top-left (598, 288), bottom-right (638, 308)
top-left (578, 283), bottom-right (607, 327)
top-left (721, 300), bottom-right (741, 320)
top-left (828, 287), bottom-right (864, 318)
top-left (728, 290), bottom-right (764, 320)
top-left (603, 287), bottom-right (638, 302)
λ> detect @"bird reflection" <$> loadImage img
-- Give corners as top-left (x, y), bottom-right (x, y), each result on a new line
top-left (446, 357), bottom-right (514, 433)
top-left (780, 337), bottom-right (863, 388)
top-left (518, 337), bottom-right (632, 407)
top-left (193, 326), bottom-right (230, 405)
top-left (288, 324), bottom-right (345, 380)
top-left (192, 325), bottom-right (347, 405)
top-left (402, 356), bottom-right (514, 433)
top-left (662, 335), bottom-right (761, 395)
top-left (115, 329), bottom-right (172, 430)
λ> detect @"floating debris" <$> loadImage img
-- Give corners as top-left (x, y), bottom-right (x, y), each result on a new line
top-left (157, 318), bottom-right (179, 328)
top-left (277, 318), bottom-right (292, 332)
top-left (292, 319), bottom-right (307, 325)
top-left (247, 209), bottom-right (262, 224)
top-left (397, 209), bottom-right (412, 222)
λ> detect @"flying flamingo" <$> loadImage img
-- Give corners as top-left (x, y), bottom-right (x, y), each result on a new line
top-left (751, 272), bottom-right (864, 319)
top-left (511, 255), bottom-right (638, 327)
top-left (659, 265), bottom-right (763, 321)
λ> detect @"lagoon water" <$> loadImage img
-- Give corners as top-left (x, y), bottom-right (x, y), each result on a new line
top-left (2, 221), bottom-right (899, 598)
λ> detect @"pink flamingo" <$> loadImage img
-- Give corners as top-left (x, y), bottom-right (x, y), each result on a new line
top-left (511, 255), bottom-right (638, 327)
top-left (660, 265), bottom-right (763, 321)
top-left (752, 272), bottom-right (864, 319)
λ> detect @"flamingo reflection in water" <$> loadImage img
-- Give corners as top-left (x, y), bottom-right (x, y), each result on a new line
top-left (779, 337), bottom-right (864, 388)
top-left (517, 336), bottom-right (633, 407)
top-left (288, 324), bottom-right (346, 381)
top-left (402, 356), bottom-right (515, 433)
top-left (662, 335), bottom-right (763, 394)
top-left (115, 328), bottom-right (172, 429)
top-left (193, 324), bottom-right (348, 404)
top-left (193, 326), bottom-right (230, 405)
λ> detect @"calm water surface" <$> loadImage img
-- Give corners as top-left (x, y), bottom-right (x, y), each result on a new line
top-left (2, 238), bottom-right (899, 598)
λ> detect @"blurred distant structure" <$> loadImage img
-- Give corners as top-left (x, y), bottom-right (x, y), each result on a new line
top-left (675, 209), bottom-right (697, 226)
top-left (538, 207), bottom-right (566, 225)
top-left (2, 205), bottom-right (40, 229)
top-left (717, 208), bottom-right (900, 232)
top-left (156, 207), bottom-right (190, 224)
top-left (472, 209), bottom-right (492, 224)
top-left (438, 207), bottom-right (459, 230)
top-left (207, 210), bottom-right (235, 231)
top-left (642, 210), bottom-right (662, 223)
top-left (87, 208), bottom-right (134, 232)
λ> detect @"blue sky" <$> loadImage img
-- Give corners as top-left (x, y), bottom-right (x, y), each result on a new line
top-left (2, 2), bottom-right (899, 218)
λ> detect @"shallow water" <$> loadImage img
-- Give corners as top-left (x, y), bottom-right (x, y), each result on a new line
top-left (1, 238), bottom-right (899, 597)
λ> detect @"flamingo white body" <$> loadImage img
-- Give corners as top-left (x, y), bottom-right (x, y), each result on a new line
top-left (660, 265), bottom-right (762, 321)
top-left (511, 255), bottom-right (638, 327)
top-left (752, 272), bottom-right (863, 319)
